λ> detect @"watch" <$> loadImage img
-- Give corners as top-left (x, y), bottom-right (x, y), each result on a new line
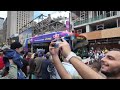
top-left (66, 52), bottom-right (77, 62)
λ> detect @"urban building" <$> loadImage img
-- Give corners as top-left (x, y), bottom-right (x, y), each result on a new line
top-left (7, 11), bottom-right (34, 40)
top-left (70, 11), bottom-right (120, 50)
top-left (0, 30), bottom-right (4, 45)
top-left (2, 18), bottom-right (7, 43)
top-left (0, 17), bottom-right (4, 30)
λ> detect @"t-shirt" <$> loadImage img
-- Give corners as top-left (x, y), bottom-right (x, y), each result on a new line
top-left (62, 62), bottom-right (82, 79)
top-left (49, 62), bottom-right (82, 79)
top-left (0, 56), bottom-right (5, 70)
top-left (40, 59), bottom-right (51, 79)
top-left (47, 63), bottom-right (61, 79)
top-left (21, 59), bottom-right (29, 76)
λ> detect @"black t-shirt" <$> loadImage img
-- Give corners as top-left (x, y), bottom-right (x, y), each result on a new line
top-left (21, 59), bottom-right (29, 76)
top-left (40, 59), bottom-right (52, 79)
top-left (29, 59), bottom-right (36, 74)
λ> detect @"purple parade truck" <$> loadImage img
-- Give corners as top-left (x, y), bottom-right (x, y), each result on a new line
top-left (23, 31), bottom-right (71, 53)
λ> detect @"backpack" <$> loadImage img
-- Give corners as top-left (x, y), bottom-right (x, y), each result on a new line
top-left (17, 69), bottom-right (26, 79)
top-left (4, 49), bottom-right (23, 69)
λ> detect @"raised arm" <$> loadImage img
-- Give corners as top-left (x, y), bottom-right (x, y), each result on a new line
top-left (58, 38), bottom-right (106, 79)
top-left (49, 42), bottom-right (72, 79)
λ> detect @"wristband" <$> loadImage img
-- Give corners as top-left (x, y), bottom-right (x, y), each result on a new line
top-left (66, 52), bottom-right (77, 62)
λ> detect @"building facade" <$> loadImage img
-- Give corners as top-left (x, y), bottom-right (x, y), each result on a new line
top-left (70, 11), bottom-right (120, 50)
top-left (2, 18), bottom-right (7, 43)
top-left (0, 17), bottom-right (4, 30)
top-left (7, 11), bottom-right (34, 40)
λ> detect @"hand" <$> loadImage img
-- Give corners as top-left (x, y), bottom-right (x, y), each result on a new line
top-left (59, 38), bottom-right (72, 58)
top-left (49, 41), bottom-right (59, 56)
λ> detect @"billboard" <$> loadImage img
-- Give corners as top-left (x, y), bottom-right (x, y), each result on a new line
top-left (19, 27), bottom-right (32, 45)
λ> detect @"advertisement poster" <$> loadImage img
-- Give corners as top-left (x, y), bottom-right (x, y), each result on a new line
top-left (19, 27), bottom-right (32, 45)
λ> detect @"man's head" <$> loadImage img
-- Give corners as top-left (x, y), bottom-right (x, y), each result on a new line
top-left (100, 48), bottom-right (120, 78)
top-left (10, 42), bottom-right (23, 53)
top-left (26, 52), bottom-right (32, 58)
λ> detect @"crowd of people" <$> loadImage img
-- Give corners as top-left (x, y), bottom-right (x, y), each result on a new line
top-left (0, 38), bottom-right (120, 79)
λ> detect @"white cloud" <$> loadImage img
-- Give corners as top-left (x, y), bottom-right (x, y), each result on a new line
top-left (40, 11), bottom-right (55, 16)
top-left (39, 11), bottom-right (69, 19)
top-left (51, 11), bottom-right (69, 19)
top-left (33, 11), bottom-right (70, 24)
top-left (0, 11), bottom-right (7, 19)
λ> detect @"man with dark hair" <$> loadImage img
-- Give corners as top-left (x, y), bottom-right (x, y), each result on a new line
top-left (100, 49), bottom-right (120, 79)
top-left (10, 42), bottom-right (22, 50)
top-left (2, 41), bottom-right (26, 79)
top-left (49, 38), bottom-right (120, 79)
top-left (10, 42), bottom-right (23, 53)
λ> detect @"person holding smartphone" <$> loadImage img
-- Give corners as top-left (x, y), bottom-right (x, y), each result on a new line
top-left (49, 38), bottom-right (106, 79)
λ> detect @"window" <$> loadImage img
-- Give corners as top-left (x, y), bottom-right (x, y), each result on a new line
top-left (80, 11), bottom-right (88, 21)
top-left (94, 11), bottom-right (97, 17)
top-left (98, 11), bottom-right (103, 15)
top-left (96, 24), bottom-right (104, 30)
top-left (113, 11), bottom-right (117, 16)
top-left (106, 11), bottom-right (110, 17)
top-left (76, 11), bottom-right (80, 17)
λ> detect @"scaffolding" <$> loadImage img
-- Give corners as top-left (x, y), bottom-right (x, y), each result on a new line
top-left (19, 13), bottom-right (66, 37)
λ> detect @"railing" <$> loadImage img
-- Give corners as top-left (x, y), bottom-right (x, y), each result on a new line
top-left (74, 12), bottom-right (118, 26)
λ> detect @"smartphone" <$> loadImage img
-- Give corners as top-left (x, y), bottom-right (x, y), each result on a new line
top-left (52, 38), bottom-right (63, 48)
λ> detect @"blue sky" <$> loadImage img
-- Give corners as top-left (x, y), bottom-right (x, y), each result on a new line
top-left (34, 11), bottom-right (56, 19)
top-left (34, 11), bottom-right (41, 18)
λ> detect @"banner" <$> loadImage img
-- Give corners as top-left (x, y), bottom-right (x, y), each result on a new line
top-left (31, 31), bottom-right (70, 43)
top-left (66, 20), bottom-right (70, 31)
top-left (19, 27), bottom-right (32, 45)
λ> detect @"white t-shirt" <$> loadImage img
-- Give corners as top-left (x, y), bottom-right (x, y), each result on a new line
top-left (62, 62), bottom-right (82, 79)
top-left (48, 62), bottom-right (82, 79)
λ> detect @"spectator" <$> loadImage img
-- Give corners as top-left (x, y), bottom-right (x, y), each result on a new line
top-left (0, 59), bottom-right (17, 79)
top-left (0, 51), bottom-right (5, 70)
top-left (34, 53), bottom-right (44, 79)
top-left (50, 39), bottom-right (120, 79)
top-left (49, 38), bottom-right (104, 79)
top-left (3, 41), bottom-right (26, 79)
top-left (47, 52), bottom-right (61, 79)
top-left (25, 52), bottom-right (32, 62)
top-left (20, 52), bottom-right (31, 77)
top-left (28, 53), bottom-right (36, 79)
top-left (40, 52), bottom-right (52, 79)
